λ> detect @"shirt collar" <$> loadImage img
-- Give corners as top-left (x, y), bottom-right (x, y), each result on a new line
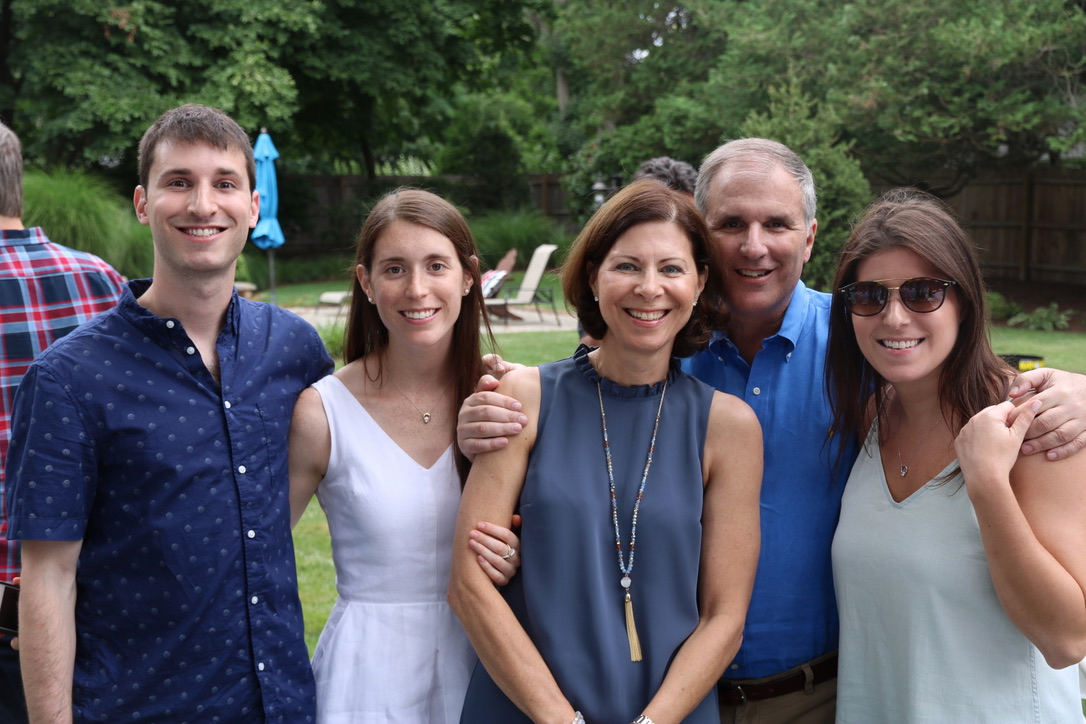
top-left (120, 278), bottom-right (242, 347)
top-left (709, 279), bottom-right (810, 354)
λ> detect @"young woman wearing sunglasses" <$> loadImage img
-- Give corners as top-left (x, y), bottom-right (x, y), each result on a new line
top-left (825, 189), bottom-right (1086, 722)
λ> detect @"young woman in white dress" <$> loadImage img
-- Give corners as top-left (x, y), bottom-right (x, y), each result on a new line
top-left (827, 189), bottom-right (1086, 722)
top-left (288, 189), bottom-right (521, 724)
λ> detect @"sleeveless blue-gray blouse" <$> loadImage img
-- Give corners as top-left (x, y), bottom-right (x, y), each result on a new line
top-left (460, 347), bottom-right (719, 724)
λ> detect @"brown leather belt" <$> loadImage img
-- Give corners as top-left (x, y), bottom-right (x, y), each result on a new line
top-left (717, 652), bottom-right (838, 705)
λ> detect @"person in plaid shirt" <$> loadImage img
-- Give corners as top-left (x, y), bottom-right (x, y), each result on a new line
top-left (0, 121), bottom-right (125, 723)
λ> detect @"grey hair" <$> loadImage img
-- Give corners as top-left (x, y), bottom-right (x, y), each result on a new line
top-left (0, 122), bottom-right (23, 218)
top-left (695, 138), bottom-right (816, 225)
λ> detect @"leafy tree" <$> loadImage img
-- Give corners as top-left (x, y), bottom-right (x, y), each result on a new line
top-left (554, 0), bottom-right (1086, 202)
top-left (5, 0), bottom-right (316, 173)
top-left (2, 0), bottom-right (547, 180)
top-left (691, 0), bottom-right (1086, 192)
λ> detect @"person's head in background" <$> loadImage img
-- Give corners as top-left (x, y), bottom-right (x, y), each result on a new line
top-left (0, 122), bottom-right (25, 227)
top-left (633, 156), bottom-right (697, 197)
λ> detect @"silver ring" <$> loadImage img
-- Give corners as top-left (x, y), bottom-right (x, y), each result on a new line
top-left (501, 546), bottom-right (516, 560)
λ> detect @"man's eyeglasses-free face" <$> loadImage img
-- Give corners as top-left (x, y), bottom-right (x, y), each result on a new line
top-left (838, 277), bottom-right (958, 317)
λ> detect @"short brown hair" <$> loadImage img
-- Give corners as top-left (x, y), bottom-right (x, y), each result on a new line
top-left (137, 105), bottom-right (255, 190)
top-left (563, 179), bottom-right (728, 358)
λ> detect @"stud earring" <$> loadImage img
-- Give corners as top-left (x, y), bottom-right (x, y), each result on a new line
top-left (463, 288), bottom-right (470, 295)
top-left (367, 296), bottom-right (374, 304)
top-left (593, 295), bottom-right (599, 302)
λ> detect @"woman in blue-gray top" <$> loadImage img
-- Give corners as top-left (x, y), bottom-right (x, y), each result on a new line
top-left (449, 179), bottom-right (763, 724)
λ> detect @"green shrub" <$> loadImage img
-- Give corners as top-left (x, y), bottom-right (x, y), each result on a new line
top-left (316, 321), bottom-right (345, 362)
top-left (242, 249), bottom-right (353, 288)
top-left (987, 290), bottom-right (1024, 321)
top-left (23, 168), bottom-right (154, 279)
top-left (469, 208), bottom-right (572, 270)
top-left (1007, 302), bottom-right (1074, 332)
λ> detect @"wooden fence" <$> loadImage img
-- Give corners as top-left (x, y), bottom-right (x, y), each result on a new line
top-left (948, 168), bottom-right (1086, 286)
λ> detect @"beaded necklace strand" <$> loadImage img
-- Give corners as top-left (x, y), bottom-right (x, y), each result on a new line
top-left (596, 377), bottom-right (668, 662)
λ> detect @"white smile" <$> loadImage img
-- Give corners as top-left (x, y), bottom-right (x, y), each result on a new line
top-left (628, 309), bottom-right (667, 321)
top-left (403, 309), bottom-right (438, 320)
top-left (737, 269), bottom-right (770, 278)
top-left (183, 227), bottom-right (223, 238)
top-left (880, 339), bottom-right (920, 350)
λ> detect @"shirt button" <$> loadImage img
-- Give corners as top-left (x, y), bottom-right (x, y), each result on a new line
top-left (166, 320), bottom-right (175, 329)
top-left (752, 387), bottom-right (762, 395)
top-left (224, 400), bottom-right (232, 409)
top-left (251, 595), bottom-right (259, 605)
top-left (238, 465), bottom-right (247, 474)
top-left (247, 530), bottom-right (256, 539)
top-left (731, 663), bottom-right (739, 670)
top-left (257, 662), bottom-right (265, 672)
top-left (185, 346), bottom-right (196, 355)
top-left (786, 352), bottom-right (792, 359)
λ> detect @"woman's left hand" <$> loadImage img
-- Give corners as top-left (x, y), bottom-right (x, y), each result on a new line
top-left (469, 515), bottom-right (522, 586)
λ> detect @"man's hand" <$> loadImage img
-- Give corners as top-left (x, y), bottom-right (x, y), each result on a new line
top-left (457, 361), bottom-right (528, 458)
top-left (1009, 368), bottom-right (1086, 460)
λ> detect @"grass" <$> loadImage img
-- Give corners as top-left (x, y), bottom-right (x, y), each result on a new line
top-left (990, 326), bottom-right (1086, 373)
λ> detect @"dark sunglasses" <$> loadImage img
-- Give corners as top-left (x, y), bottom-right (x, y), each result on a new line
top-left (838, 277), bottom-right (957, 317)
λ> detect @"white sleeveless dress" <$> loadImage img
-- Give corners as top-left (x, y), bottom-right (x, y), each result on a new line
top-left (309, 375), bottom-right (475, 724)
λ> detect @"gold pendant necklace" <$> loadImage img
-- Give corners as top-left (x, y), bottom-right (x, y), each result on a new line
top-left (389, 374), bottom-right (433, 424)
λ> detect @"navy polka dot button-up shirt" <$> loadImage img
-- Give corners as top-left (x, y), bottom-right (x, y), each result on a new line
top-left (6, 279), bottom-right (333, 723)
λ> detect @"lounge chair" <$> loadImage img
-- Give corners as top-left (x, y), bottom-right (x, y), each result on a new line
top-left (485, 244), bottom-right (560, 325)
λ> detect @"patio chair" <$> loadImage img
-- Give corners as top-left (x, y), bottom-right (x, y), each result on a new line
top-left (480, 248), bottom-right (517, 299)
top-left (485, 243), bottom-right (560, 325)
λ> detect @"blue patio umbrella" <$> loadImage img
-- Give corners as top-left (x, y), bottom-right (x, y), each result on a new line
top-left (252, 128), bottom-right (284, 302)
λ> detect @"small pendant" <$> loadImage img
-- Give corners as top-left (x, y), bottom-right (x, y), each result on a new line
top-left (422, 412), bottom-right (431, 424)
top-left (900, 464), bottom-right (908, 477)
top-left (620, 575), bottom-right (631, 589)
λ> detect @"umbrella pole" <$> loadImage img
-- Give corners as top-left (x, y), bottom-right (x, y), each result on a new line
top-left (268, 249), bottom-right (277, 305)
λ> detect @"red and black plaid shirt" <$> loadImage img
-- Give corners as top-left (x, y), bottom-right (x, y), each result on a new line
top-left (0, 227), bottom-right (124, 582)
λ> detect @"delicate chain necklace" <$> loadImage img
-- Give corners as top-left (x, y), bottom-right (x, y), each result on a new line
top-left (897, 417), bottom-right (943, 477)
top-left (596, 377), bottom-right (668, 663)
top-left (388, 373), bottom-right (434, 424)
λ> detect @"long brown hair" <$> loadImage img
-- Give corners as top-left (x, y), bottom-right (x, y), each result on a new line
top-left (826, 188), bottom-right (1010, 466)
top-left (344, 188), bottom-right (494, 482)
top-left (563, 179), bottom-right (728, 358)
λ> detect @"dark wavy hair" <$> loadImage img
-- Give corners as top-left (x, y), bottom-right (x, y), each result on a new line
top-left (826, 188), bottom-right (1010, 466)
top-left (344, 188), bottom-right (494, 483)
top-left (562, 179), bottom-right (728, 358)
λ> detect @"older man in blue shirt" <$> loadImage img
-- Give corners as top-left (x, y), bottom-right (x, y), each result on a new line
top-left (6, 105), bottom-right (332, 723)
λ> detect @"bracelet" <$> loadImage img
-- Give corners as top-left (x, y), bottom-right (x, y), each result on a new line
top-left (632, 716), bottom-right (655, 724)
top-left (572, 712), bottom-right (585, 724)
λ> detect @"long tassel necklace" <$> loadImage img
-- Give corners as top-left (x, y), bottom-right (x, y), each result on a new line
top-left (596, 378), bottom-right (668, 662)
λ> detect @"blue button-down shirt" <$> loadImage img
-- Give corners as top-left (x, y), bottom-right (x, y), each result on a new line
top-left (683, 281), bottom-right (856, 679)
top-left (6, 279), bottom-right (333, 723)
